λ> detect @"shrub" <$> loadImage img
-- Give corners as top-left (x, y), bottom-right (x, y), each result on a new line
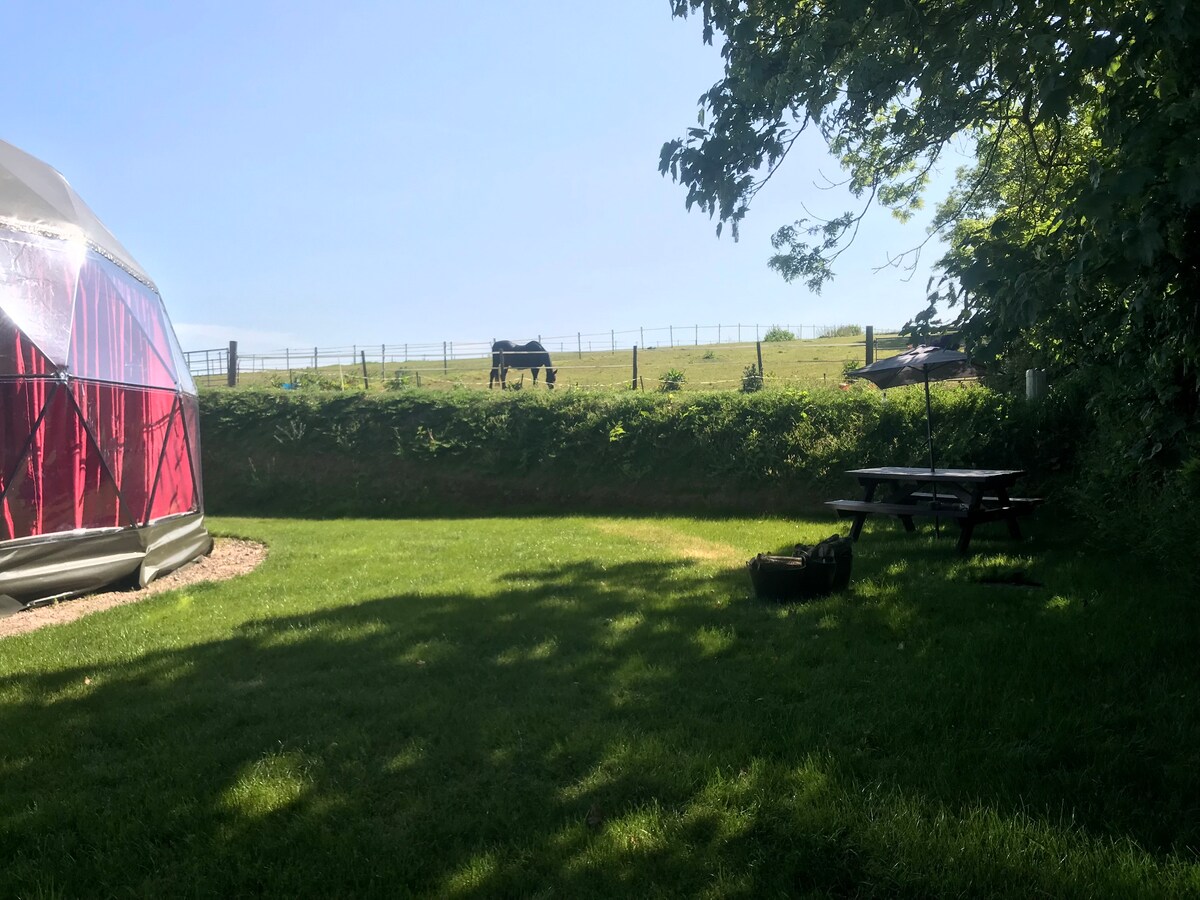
top-left (385, 370), bottom-right (417, 390)
top-left (200, 382), bottom-right (1069, 520)
top-left (274, 371), bottom-right (345, 391)
top-left (762, 326), bottom-right (795, 342)
top-left (820, 324), bottom-right (864, 338)
top-left (658, 369), bottom-right (687, 392)
top-left (740, 364), bottom-right (764, 393)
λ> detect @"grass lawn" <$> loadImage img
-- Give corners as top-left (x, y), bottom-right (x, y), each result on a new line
top-left (2, 514), bottom-right (1198, 897)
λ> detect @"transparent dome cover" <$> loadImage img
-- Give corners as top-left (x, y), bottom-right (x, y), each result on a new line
top-left (0, 140), bottom-right (208, 604)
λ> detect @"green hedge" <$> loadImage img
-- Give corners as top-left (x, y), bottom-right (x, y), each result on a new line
top-left (199, 385), bottom-right (1078, 518)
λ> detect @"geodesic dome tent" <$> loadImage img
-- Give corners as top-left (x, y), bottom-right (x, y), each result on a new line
top-left (0, 139), bottom-right (210, 611)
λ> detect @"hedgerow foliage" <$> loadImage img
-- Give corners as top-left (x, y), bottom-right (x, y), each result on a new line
top-left (200, 386), bottom-right (1075, 518)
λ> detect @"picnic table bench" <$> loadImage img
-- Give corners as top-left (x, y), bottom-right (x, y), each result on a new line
top-left (826, 467), bottom-right (1041, 553)
top-left (907, 491), bottom-right (1044, 512)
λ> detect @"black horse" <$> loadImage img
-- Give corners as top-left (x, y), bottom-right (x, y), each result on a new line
top-left (489, 340), bottom-right (557, 389)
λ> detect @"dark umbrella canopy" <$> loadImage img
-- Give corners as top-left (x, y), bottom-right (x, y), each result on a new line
top-left (848, 345), bottom-right (978, 474)
top-left (847, 345), bottom-right (976, 390)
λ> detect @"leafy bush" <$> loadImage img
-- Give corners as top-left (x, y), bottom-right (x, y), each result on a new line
top-left (200, 383), bottom-right (1077, 520)
top-left (1043, 370), bottom-right (1200, 575)
top-left (820, 325), bottom-right (864, 338)
top-left (270, 371), bottom-right (346, 391)
top-left (740, 363), bottom-right (764, 393)
top-left (762, 326), bottom-right (795, 342)
top-left (385, 370), bottom-right (417, 390)
top-left (658, 369), bottom-right (687, 392)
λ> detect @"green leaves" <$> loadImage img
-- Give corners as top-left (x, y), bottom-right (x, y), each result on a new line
top-left (664, 0), bottom-right (1200, 468)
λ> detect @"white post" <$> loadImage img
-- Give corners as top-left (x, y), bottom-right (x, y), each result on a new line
top-left (1026, 368), bottom-right (1047, 401)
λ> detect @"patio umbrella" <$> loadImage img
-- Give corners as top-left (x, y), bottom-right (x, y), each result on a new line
top-left (848, 345), bottom-right (977, 537)
top-left (847, 344), bottom-right (977, 472)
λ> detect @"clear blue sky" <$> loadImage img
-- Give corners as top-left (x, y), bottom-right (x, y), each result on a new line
top-left (7, 1), bottom-right (963, 354)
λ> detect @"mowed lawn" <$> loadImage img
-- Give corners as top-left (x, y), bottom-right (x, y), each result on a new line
top-left (2, 515), bottom-right (1198, 897)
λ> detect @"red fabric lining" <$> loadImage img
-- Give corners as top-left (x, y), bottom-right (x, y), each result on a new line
top-left (0, 380), bottom-right (54, 538)
top-left (180, 394), bottom-right (204, 511)
top-left (2, 234), bottom-right (202, 541)
top-left (68, 257), bottom-right (176, 388)
top-left (92, 255), bottom-right (180, 386)
top-left (72, 382), bottom-right (181, 525)
top-left (148, 398), bottom-right (196, 521)
top-left (0, 385), bottom-right (130, 539)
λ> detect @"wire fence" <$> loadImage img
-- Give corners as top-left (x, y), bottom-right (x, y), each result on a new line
top-left (185, 323), bottom-right (906, 391)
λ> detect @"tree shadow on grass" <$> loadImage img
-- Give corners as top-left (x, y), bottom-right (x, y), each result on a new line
top-left (1, 538), bottom-right (1197, 897)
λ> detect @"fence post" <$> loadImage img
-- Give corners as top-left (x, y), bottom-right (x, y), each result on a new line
top-left (670, 325), bottom-right (674, 347)
top-left (227, 341), bottom-right (237, 387)
top-left (313, 347), bottom-right (318, 370)
top-left (381, 344), bottom-right (386, 381)
top-left (756, 341), bottom-right (764, 383)
top-left (695, 324), bottom-right (698, 346)
top-left (865, 326), bottom-right (875, 365)
top-left (577, 332), bottom-right (582, 359)
top-left (738, 323), bottom-right (741, 342)
top-left (611, 330), bottom-right (615, 353)
top-left (286, 348), bottom-right (292, 384)
top-left (443, 341), bottom-right (448, 374)
top-left (640, 326), bottom-right (644, 347)
top-left (632, 345), bottom-right (638, 390)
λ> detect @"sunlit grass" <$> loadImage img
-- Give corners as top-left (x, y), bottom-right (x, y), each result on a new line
top-left (1, 514), bottom-right (1197, 897)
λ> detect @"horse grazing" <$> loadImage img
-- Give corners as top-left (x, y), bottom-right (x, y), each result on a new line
top-left (489, 340), bottom-right (557, 389)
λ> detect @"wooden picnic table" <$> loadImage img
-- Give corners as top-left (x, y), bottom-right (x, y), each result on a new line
top-left (825, 467), bottom-right (1040, 554)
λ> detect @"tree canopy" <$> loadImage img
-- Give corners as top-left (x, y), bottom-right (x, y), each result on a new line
top-left (662, 0), bottom-right (1200, 462)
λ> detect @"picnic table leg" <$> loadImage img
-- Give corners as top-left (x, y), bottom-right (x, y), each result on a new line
top-left (847, 480), bottom-right (879, 541)
top-left (957, 486), bottom-right (986, 553)
top-left (899, 515), bottom-right (915, 532)
top-left (849, 513), bottom-right (868, 541)
top-left (995, 486), bottom-right (1023, 539)
top-left (956, 521), bottom-right (975, 553)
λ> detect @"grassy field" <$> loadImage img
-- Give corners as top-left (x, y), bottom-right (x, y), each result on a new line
top-left (3, 514), bottom-right (1197, 897)
top-left (200, 334), bottom-right (916, 392)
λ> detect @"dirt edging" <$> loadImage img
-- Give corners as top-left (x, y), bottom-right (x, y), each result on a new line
top-left (0, 538), bottom-right (267, 640)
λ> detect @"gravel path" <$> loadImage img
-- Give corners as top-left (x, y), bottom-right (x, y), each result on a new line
top-left (0, 538), bottom-right (267, 640)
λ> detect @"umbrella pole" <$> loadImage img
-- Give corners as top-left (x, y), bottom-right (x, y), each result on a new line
top-left (925, 372), bottom-right (940, 537)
